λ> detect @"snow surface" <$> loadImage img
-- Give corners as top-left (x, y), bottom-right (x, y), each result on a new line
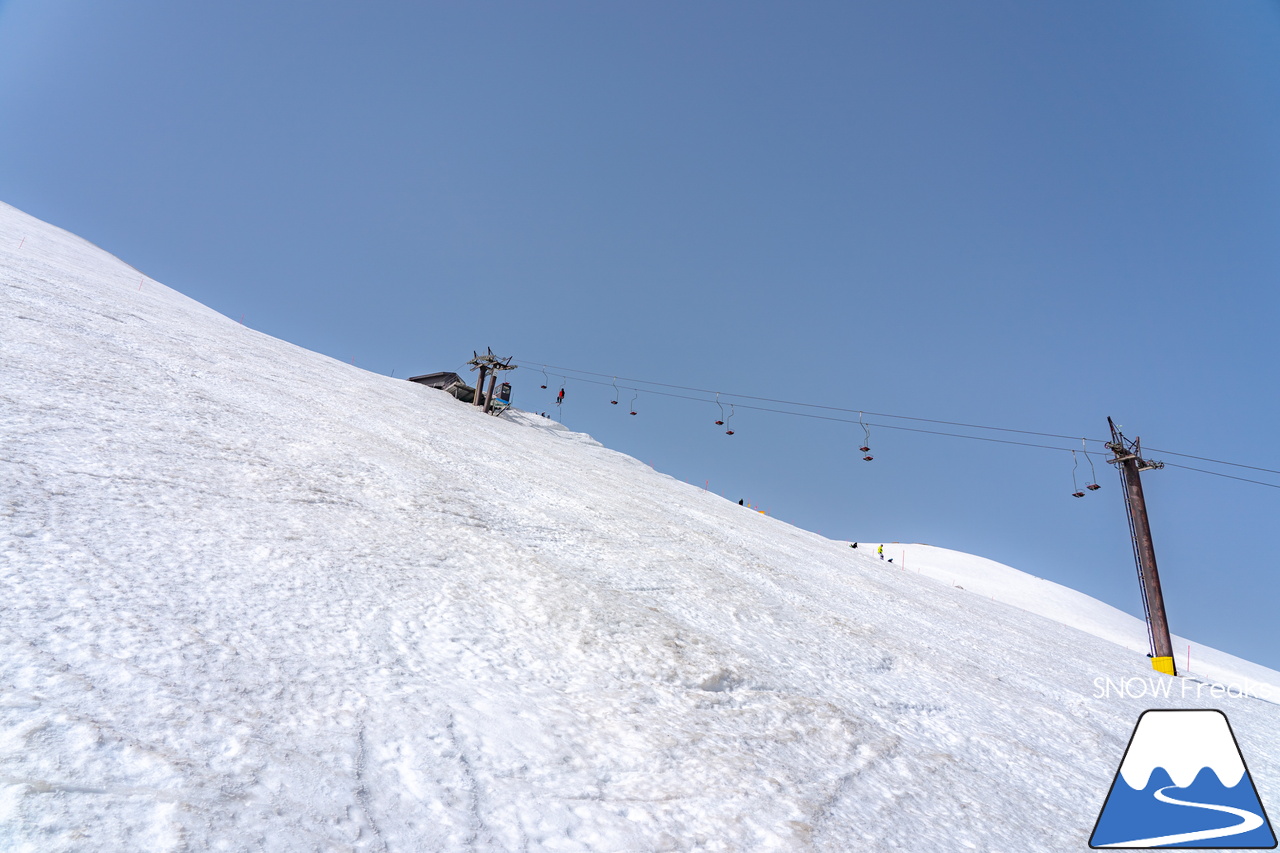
top-left (3, 199), bottom-right (1279, 851)
top-left (874, 544), bottom-right (1280, 697)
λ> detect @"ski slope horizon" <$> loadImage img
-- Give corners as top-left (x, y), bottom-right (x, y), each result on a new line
top-left (4, 199), bottom-right (1280, 850)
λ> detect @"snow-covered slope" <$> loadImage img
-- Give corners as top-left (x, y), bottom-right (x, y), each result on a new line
top-left (869, 543), bottom-right (1280, 697)
top-left (3, 200), bottom-right (1278, 851)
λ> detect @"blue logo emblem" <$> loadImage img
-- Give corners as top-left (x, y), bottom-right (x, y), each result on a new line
top-left (1091, 710), bottom-right (1276, 848)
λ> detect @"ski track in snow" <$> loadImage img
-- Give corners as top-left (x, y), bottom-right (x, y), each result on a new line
top-left (2, 200), bottom-right (1280, 851)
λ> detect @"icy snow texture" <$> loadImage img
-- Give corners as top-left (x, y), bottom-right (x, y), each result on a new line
top-left (2, 200), bottom-right (1278, 851)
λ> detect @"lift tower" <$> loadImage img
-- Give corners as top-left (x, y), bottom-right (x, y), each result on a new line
top-left (1106, 417), bottom-right (1176, 676)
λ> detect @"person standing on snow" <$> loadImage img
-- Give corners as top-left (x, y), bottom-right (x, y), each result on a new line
top-left (877, 544), bottom-right (884, 560)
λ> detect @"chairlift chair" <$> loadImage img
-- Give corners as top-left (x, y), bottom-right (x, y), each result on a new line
top-left (1082, 439), bottom-right (1102, 491)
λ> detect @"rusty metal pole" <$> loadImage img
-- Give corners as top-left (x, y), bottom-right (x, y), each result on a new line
top-left (484, 371), bottom-right (499, 414)
top-left (473, 364), bottom-right (488, 407)
top-left (1108, 417), bottom-right (1176, 675)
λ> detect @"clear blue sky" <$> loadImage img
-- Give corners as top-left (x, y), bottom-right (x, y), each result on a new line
top-left (3, 1), bottom-right (1279, 669)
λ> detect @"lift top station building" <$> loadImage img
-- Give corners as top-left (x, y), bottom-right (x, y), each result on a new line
top-left (409, 350), bottom-right (514, 415)
top-left (408, 372), bottom-right (475, 402)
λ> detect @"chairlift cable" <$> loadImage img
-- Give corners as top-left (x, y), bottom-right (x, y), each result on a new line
top-left (523, 361), bottom-right (1108, 445)
top-left (555, 372), bottom-right (1087, 452)
top-left (1160, 462), bottom-right (1280, 489)
top-left (1138, 447), bottom-right (1280, 477)
top-left (518, 362), bottom-right (1280, 488)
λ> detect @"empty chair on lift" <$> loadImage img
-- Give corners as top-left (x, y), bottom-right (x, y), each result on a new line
top-left (1082, 440), bottom-right (1102, 491)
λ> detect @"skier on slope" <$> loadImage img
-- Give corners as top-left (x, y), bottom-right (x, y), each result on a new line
top-left (877, 544), bottom-right (884, 560)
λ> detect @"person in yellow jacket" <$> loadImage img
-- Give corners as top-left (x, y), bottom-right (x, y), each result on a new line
top-left (877, 544), bottom-right (884, 560)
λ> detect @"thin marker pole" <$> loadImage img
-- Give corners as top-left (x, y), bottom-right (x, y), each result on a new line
top-left (18, 236), bottom-right (25, 249)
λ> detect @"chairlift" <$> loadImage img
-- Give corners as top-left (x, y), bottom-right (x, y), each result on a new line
top-left (629, 393), bottom-right (638, 416)
top-left (714, 392), bottom-right (725, 426)
top-left (1071, 451), bottom-right (1086, 498)
top-left (1082, 439), bottom-right (1102, 491)
top-left (724, 404), bottom-right (735, 435)
top-left (539, 366), bottom-right (549, 390)
top-left (859, 412), bottom-right (873, 460)
top-left (610, 377), bottom-right (619, 405)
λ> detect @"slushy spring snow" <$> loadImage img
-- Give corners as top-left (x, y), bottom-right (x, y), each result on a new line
top-left (2, 200), bottom-right (1278, 851)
